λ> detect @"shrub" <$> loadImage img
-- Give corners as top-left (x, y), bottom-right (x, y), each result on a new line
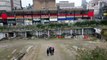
top-left (101, 29), bottom-right (107, 41)
top-left (76, 47), bottom-right (107, 60)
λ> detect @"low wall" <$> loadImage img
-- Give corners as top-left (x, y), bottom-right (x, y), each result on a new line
top-left (0, 33), bottom-right (6, 40)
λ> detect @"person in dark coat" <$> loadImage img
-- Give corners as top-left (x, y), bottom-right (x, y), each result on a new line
top-left (49, 47), bottom-right (55, 55)
top-left (52, 47), bottom-right (55, 55)
top-left (72, 33), bottom-right (76, 38)
top-left (47, 47), bottom-right (50, 56)
top-left (47, 46), bottom-right (55, 56)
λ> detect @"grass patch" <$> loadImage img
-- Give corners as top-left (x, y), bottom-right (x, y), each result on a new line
top-left (101, 29), bottom-right (107, 41)
top-left (76, 47), bottom-right (107, 60)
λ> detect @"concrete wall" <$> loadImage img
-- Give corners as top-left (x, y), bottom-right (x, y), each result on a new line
top-left (0, 33), bottom-right (6, 40)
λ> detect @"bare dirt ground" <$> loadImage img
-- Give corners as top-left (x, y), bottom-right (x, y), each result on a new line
top-left (0, 38), bottom-right (107, 60)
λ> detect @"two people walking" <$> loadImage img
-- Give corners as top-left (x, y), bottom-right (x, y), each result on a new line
top-left (47, 46), bottom-right (55, 56)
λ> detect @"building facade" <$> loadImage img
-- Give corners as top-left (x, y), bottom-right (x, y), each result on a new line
top-left (33, 0), bottom-right (57, 10)
top-left (87, 0), bottom-right (107, 19)
top-left (81, 0), bottom-right (87, 9)
top-left (0, 0), bottom-right (11, 11)
top-left (57, 1), bottom-right (75, 9)
top-left (0, 9), bottom-right (94, 25)
top-left (12, 0), bottom-right (22, 10)
top-left (0, 0), bottom-right (22, 11)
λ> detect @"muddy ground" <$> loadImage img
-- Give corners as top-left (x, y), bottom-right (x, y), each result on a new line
top-left (0, 38), bottom-right (107, 60)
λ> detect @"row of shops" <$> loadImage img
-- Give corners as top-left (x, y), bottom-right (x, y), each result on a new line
top-left (0, 10), bottom-right (94, 26)
top-left (0, 28), bottom-right (96, 40)
top-left (0, 15), bottom-right (92, 26)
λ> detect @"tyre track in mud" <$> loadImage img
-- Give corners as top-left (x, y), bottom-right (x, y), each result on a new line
top-left (22, 43), bottom-right (41, 60)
